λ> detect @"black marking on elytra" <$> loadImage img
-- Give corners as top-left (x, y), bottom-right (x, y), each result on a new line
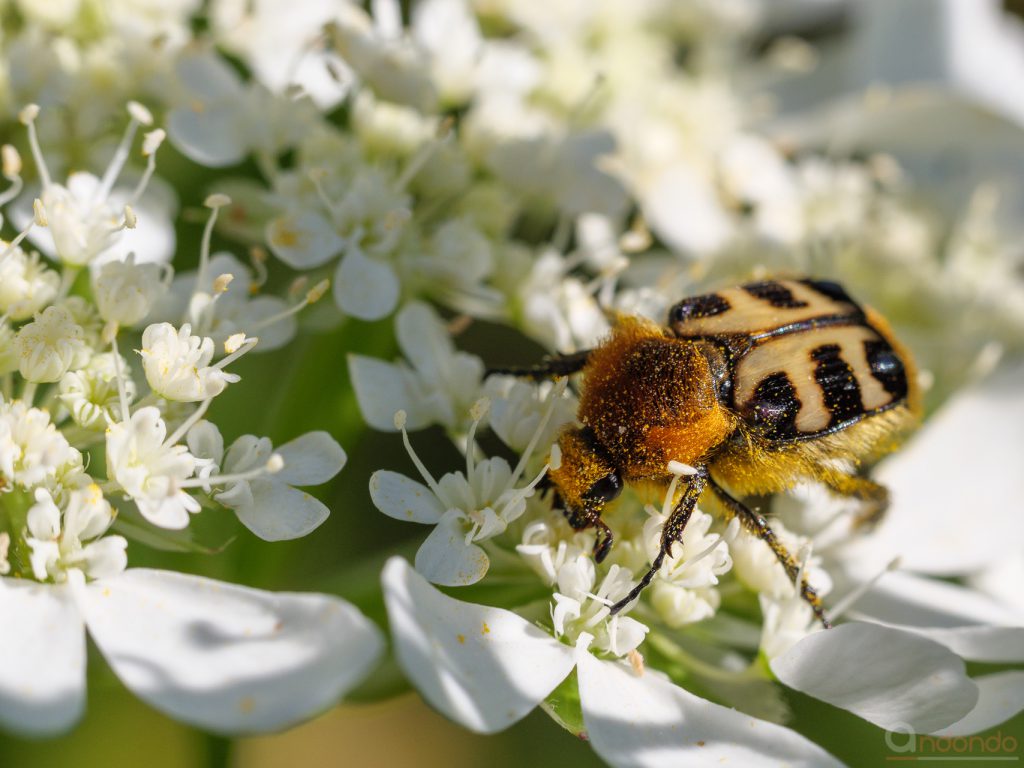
top-left (744, 371), bottom-right (801, 439)
top-left (743, 280), bottom-right (809, 309)
top-left (811, 343), bottom-right (865, 426)
top-left (801, 278), bottom-right (854, 304)
top-left (669, 293), bottom-right (731, 325)
top-left (864, 339), bottom-right (908, 398)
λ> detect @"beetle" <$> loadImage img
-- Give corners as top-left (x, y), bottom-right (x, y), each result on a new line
top-left (491, 278), bottom-right (920, 627)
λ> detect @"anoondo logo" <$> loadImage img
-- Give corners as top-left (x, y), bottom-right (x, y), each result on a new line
top-left (885, 723), bottom-right (1020, 762)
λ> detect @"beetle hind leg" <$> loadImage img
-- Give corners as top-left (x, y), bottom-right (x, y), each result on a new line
top-left (707, 476), bottom-right (832, 628)
top-left (823, 473), bottom-right (890, 530)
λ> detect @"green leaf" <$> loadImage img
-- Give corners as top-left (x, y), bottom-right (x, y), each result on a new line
top-left (540, 669), bottom-right (587, 740)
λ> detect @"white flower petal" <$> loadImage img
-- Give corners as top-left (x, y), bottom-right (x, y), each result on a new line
top-left (394, 301), bottom-right (453, 378)
top-left (933, 672), bottom-right (1024, 737)
top-left (852, 570), bottom-right (1024, 627)
top-left (0, 581), bottom-right (85, 735)
top-left (382, 558), bottom-right (576, 733)
top-left (640, 164), bottom-right (732, 255)
top-left (771, 623), bottom-right (979, 732)
top-left (168, 105), bottom-right (247, 167)
top-left (369, 470), bottom-right (445, 523)
top-left (414, 510), bottom-right (490, 586)
top-left (576, 648), bottom-right (842, 768)
top-left (187, 420), bottom-right (225, 464)
top-left (266, 211), bottom-right (344, 269)
top-left (850, 362), bottom-right (1024, 574)
top-left (333, 248), bottom-right (400, 321)
top-left (234, 479), bottom-right (330, 542)
top-left (274, 431), bottom-right (347, 487)
top-left (864, 621), bottom-right (1024, 664)
top-left (77, 569), bottom-right (382, 734)
top-left (348, 355), bottom-right (424, 431)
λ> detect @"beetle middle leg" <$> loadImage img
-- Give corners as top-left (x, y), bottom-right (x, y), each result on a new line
top-left (609, 466), bottom-right (708, 615)
top-left (563, 505), bottom-right (614, 563)
top-left (707, 476), bottom-right (832, 628)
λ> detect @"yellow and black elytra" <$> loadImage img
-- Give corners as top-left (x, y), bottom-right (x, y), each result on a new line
top-left (490, 278), bottom-right (921, 627)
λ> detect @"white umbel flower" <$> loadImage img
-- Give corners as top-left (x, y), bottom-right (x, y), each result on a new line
top-left (0, 246), bottom-right (60, 321)
top-left (15, 306), bottom-right (91, 383)
top-left (139, 322), bottom-right (241, 402)
top-left (0, 397), bottom-right (82, 489)
top-left (551, 555), bottom-right (649, 658)
top-left (93, 254), bottom-right (170, 327)
top-left (105, 407), bottom-right (201, 528)
top-left (186, 421), bottom-right (346, 541)
top-left (25, 486), bottom-right (127, 583)
top-left (58, 353), bottom-right (137, 430)
top-left (383, 557), bottom-right (979, 758)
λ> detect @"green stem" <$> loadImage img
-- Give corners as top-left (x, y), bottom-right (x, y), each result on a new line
top-left (202, 732), bottom-right (233, 768)
top-left (646, 631), bottom-right (765, 684)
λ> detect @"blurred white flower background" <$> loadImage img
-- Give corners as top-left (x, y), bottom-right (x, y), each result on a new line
top-left (0, 0), bottom-right (1022, 766)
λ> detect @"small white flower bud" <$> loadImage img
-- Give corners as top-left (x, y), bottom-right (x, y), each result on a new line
top-left (19, 104), bottom-right (40, 124)
top-left (549, 443), bottom-right (562, 471)
top-left (470, 397), bottom-right (490, 422)
top-left (127, 100), bottom-right (154, 126)
top-left (93, 256), bottom-right (167, 326)
top-left (15, 306), bottom-right (91, 383)
top-left (0, 248), bottom-right (60, 321)
top-left (224, 332), bottom-right (247, 354)
top-left (306, 279), bottom-right (330, 303)
top-left (205, 193), bottom-right (231, 209)
top-left (32, 198), bottom-right (47, 227)
top-left (142, 128), bottom-right (166, 156)
top-left (2, 145), bottom-right (22, 178)
top-left (667, 460), bottom-right (698, 476)
top-left (213, 273), bottom-right (234, 294)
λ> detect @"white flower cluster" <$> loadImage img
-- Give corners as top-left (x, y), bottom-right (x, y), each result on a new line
top-left (0, 105), bottom-right (378, 736)
top-left (3, 0), bottom-right (1024, 762)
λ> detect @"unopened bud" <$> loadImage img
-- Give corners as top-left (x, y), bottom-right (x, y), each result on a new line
top-left (667, 460), bottom-right (698, 477)
top-left (469, 397), bottom-right (490, 422)
top-left (142, 128), bottom-right (166, 156)
top-left (224, 332), bottom-right (247, 354)
top-left (204, 193), bottom-right (231, 209)
top-left (127, 100), bottom-right (154, 126)
top-left (18, 104), bottom-right (40, 124)
top-left (2, 145), bottom-right (22, 178)
top-left (213, 273), bottom-right (234, 294)
top-left (32, 198), bottom-right (47, 227)
top-left (306, 279), bottom-right (329, 303)
top-left (549, 443), bottom-right (562, 471)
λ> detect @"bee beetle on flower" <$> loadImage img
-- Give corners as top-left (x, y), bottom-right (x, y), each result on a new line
top-left (493, 278), bottom-right (920, 627)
